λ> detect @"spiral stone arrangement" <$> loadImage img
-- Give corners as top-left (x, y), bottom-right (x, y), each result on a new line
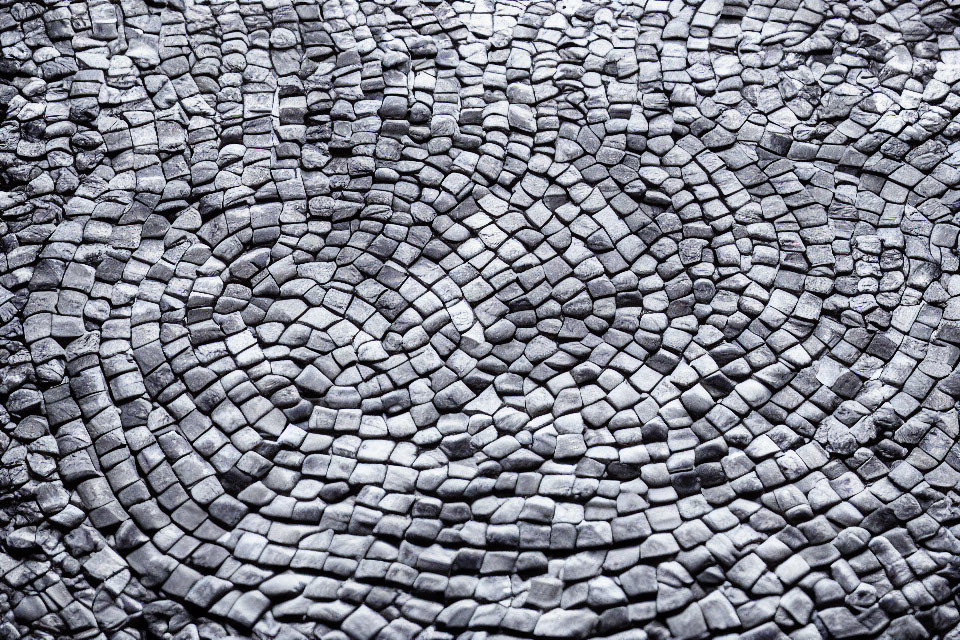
top-left (3, 0), bottom-right (960, 638)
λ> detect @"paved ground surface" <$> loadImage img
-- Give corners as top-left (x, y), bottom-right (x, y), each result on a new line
top-left (3, 0), bottom-right (960, 638)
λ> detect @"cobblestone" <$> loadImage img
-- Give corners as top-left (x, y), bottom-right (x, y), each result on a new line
top-left (3, 0), bottom-right (960, 639)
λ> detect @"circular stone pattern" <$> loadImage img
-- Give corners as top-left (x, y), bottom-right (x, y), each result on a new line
top-left (11, 0), bottom-right (960, 638)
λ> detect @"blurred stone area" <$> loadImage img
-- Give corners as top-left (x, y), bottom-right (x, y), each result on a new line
top-left (4, 0), bottom-right (960, 639)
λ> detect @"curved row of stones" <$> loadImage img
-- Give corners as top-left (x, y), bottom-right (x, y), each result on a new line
top-left (4, 0), bottom-right (960, 638)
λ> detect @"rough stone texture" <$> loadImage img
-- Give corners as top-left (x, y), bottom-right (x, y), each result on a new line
top-left (2, 0), bottom-right (960, 639)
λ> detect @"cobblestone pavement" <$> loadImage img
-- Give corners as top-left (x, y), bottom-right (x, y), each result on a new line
top-left (3, 0), bottom-right (960, 638)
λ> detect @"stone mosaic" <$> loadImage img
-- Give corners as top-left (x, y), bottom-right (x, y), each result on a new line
top-left (2, 0), bottom-right (960, 638)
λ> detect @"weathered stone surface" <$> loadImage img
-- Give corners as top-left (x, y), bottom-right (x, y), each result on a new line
top-left (3, 0), bottom-right (960, 639)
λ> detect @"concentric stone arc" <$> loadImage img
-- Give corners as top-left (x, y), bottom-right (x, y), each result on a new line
top-left (3, 0), bottom-right (960, 639)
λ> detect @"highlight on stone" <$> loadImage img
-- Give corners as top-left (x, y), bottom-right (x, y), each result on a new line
top-left (2, 0), bottom-right (960, 639)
